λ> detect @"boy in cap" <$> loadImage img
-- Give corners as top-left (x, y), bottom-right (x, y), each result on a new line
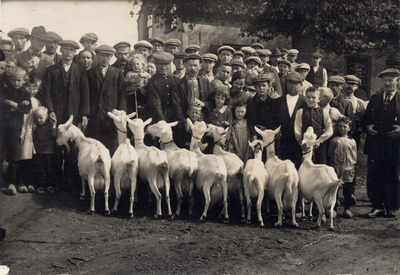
top-left (185, 44), bottom-right (201, 54)
top-left (0, 40), bottom-right (13, 60)
top-left (231, 60), bottom-right (246, 74)
top-left (306, 52), bottom-right (328, 88)
top-left (40, 39), bottom-right (90, 189)
top-left (149, 37), bottom-right (165, 54)
top-left (287, 49), bottom-right (299, 67)
top-left (87, 45), bottom-right (126, 155)
top-left (363, 68), bottom-right (400, 218)
top-left (112, 42), bottom-right (131, 75)
top-left (213, 45), bottom-right (235, 76)
top-left (8, 28), bottom-right (30, 55)
top-left (164, 38), bottom-right (181, 54)
top-left (241, 46), bottom-right (256, 62)
top-left (294, 63), bottom-right (313, 96)
top-left (277, 59), bottom-right (291, 79)
top-left (44, 31), bottom-right (63, 64)
top-left (14, 26), bottom-right (54, 81)
top-left (232, 51), bottom-right (244, 63)
top-left (250, 43), bottom-right (264, 50)
top-left (328, 75), bottom-right (354, 121)
top-left (134, 40), bottom-right (153, 60)
top-left (173, 52), bottom-right (187, 79)
top-left (199, 53), bottom-right (218, 82)
top-left (73, 32), bottom-right (98, 68)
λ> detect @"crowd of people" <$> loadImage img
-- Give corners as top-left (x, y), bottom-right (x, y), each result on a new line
top-left (0, 25), bottom-right (399, 220)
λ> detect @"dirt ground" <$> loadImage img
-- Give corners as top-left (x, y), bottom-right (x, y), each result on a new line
top-left (0, 152), bottom-right (399, 275)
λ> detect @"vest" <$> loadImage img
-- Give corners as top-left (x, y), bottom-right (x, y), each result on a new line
top-left (301, 106), bottom-right (325, 138)
top-left (306, 66), bottom-right (324, 88)
top-left (373, 96), bottom-right (397, 135)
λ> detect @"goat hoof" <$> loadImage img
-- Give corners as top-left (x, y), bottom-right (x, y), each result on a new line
top-left (89, 210), bottom-right (95, 215)
top-left (167, 215), bottom-right (173, 221)
top-left (223, 217), bottom-right (229, 224)
top-left (329, 226), bottom-right (335, 231)
top-left (308, 216), bottom-right (313, 221)
top-left (292, 223), bottom-right (299, 228)
top-left (301, 215), bottom-right (306, 221)
top-left (104, 210), bottom-right (111, 216)
top-left (199, 216), bottom-right (206, 222)
top-left (154, 214), bottom-right (160, 219)
top-left (246, 219), bottom-right (251, 225)
top-left (241, 217), bottom-right (247, 223)
top-left (80, 195), bottom-right (86, 201)
top-left (128, 214), bottom-right (134, 219)
top-left (259, 222), bottom-right (265, 228)
top-left (274, 222), bottom-right (282, 227)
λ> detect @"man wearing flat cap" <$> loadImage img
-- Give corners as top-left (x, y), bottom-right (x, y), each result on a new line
top-left (277, 59), bottom-right (291, 80)
top-left (172, 52), bottom-right (187, 79)
top-left (232, 51), bottom-right (244, 63)
top-left (258, 49), bottom-right (282, 96)
top-left (8, 27), bottom-right (30, 56)
top-left (214, 45), bottom-right (235, 75)
top-left (250, 43), bottom-right (264, 50)
top-left (362, 68), bottom-right (400, 218)
top-left (87, 45), bottom-right (126, 155)
top-left (306, 52), bottom-right (328, 88)
top-left (40, 39), bottom-right (90, 188)
top-left (112, 42), bottom-right (131, 75)
top-left (287, 49), bottom-right (299, 67)
top-left (328, 75), bottom-right (354, 120)
top-left (146, 52), bottom-right (180, 124)
top-left (231, 60), bottom-right (246, 74)
top-left (15, 26), bottom-right (54, 81)
top-left (73, 32), bottom-right (99, 69)
top-left (44, 31), bottom-right (63, 64)
top-left (171, 53), bottom-right (212, 147)
top-left (241, 46), bottom-right (256, 62)
top-left (294, 63), bottom-right (313, 96)
top-left (149, 37), bottom-right (165, 54)
top-left (164, 38), bottom-right (182, 74)
top-left (185, 44), bottom-right (201, 54)
top-left (134, 40), bottom-right (153, 60)
top-left (199, 53), bottom-right (218, 82)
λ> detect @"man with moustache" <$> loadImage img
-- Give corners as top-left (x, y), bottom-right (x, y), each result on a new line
top-left (328, 75), bottom-right (354, 120)
top-left (112, 42), bottom-right (131, 75)
top-left (43, 31), bottom-right (63, 64)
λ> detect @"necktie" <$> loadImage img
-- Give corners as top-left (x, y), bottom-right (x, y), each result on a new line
top-left (384, 92), bottom-right (391, 103)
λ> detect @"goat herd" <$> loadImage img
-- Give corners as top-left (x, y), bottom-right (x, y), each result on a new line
top-left (56, 110), bottom-right (342, 231)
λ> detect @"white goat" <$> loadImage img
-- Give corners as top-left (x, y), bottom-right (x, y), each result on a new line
top-left (298, 126), bottom-right (343, 230)
top-left (107, 110), bottom-right (139, 218)
top-left (186, 119), bottom-right (229, 223)
top-left (127, 117), bottom-right (172, 219)
top-left (207, 124), bottom-right (245, 222)
top-left (146, 120), bottom-right (198, 218)
top-left (255, 126), bottom-right (299, 227)
top-left (243, 140), bottom-right (269, 227)
top-left (56, 115), bottom-right (112, 215)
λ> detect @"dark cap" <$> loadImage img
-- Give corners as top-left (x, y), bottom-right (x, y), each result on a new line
top-left (270, 48), bottom-right (282, 57)
top-left (217, 45), bottom-right (235, 55)
top-left (378, 68), bottom-right (400, 78)
top-left (30, 26), bottom-right (48, 40)
top-left (79, 33), bottom-right (98, 44)
top-left (185, 44), bottom-right (201, 53)
top-left (328, 75), bottom-right (345, 84)
top-left (165, 38), bottom-right (181, 47)
top-left (277, 59), bottom-right (291, 67)
top-left (46, 31), bottom-right (63, 42)
top-left (202, 53), bottom-right (218, 62)
top-left (152, 52), bottom-right (174, 63)
top-left (113, 41), bottom-right (131, 50)
top-left (173, 51), bottom-right (187, 59)
top-left (8, 28), bottom-right (30, 39)
top-left (233, 51), bottom-right (244, 57)
top-left (285, 72), bottom-right (305, 82)
top-left (252, 73), bottom-right (273, 84)
top-left (183, 53), bottom-right (202, 63)
top-left (344, 75), bottom-right (361, 85)
top-left (59, 40), bottom-right (80, 50)
top-left (256, 49), bottom-right (272, 56)
top-left (245, 56), bottom-right (262, 67)
top-left (94, 44), bottom-right (116, 54)
top-left (150, 37), bottom-right (165, 46)
top-left (250, 43), bottom-right (264, 49)
top-left (230, 60), bottom-right (246, 68)
top-left (311, 52), bottom-right (322, 58)
top-left (280, 48), bottom-right (288, 53)
top-left (134, 40), bottom-right (153, 50)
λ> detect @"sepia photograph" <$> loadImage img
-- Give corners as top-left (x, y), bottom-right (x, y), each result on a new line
top-left (0, 0), bottom-right (399, 274)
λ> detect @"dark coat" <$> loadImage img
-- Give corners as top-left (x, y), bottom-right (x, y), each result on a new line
top-left (247, 94), bottom-right (275, 138)
top-left (331, 93), bottom-right (354, 121)
top-left (87, 65), bottom-right (126, 131)
top-left (112, 60), bottom-right (130, 76)
top-left (14, 50), bottom-right (54, 80)
top-left (41, 62), bottom-right (90, 125)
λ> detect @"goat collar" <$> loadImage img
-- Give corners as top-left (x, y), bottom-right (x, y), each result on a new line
top-left (192, 134), bottom-right (202, 140)
top-left (264, 133), bottom-right (279, 149)
top-left (302, 149), bottom-right (313, 155)
top-left (160, 139), bottom-right (174, 145)
top-left (215, 140), bottom-right (225, 147)
top-left (116, 127), bottom-right (128, 134)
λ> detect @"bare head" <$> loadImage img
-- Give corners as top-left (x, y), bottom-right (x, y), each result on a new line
top-left (146, 120), bottom-right (178, 142)
top-left (207, 124), bottom-right (228, 143)
top-left (107, 109), bottom-right (136, 131)
top-left (248, 139), bottom-right (264, 155)
top-left (255, 126), bottom-right (281, 148)
top-left (301, 126), bottom-right (318, 149)
top-left (56, 115), bottom-right (77, 147)
top-left (186, 119), bottom-right (209, 150)
top-left (127, 117), bottom-right (152, 140)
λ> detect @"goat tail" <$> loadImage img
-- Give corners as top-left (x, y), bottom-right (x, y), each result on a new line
top-left (95, 155), bottom-right (104, 168)
top-left (332, 178), bottom-right (343, 187)
top-left (249, 174), bottom-right (256, 186)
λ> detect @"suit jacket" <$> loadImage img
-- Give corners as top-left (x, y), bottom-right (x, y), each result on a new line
top-left (112, 60), bottom-right (130, 76)
top-left (87, 65), bottom-right (126, 131)
top-left (43, 51), bottom-right (62, 64)
top-left (14, 50), bottom-right (54, 80)
top-left (41, 62), bottom-right (90, 125)
top-left (171, 75), bottom-right (212, 127)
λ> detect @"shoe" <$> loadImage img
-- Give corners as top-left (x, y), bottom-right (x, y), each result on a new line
top-left (27, 185), bottom-right (35, 193)
top-left (343, 209), bottom-right (354, 219)
top-left (386, 210), bottom-right (396, 218)
top-left (366, 208), bottom-right (385, 218)
top-left (17, 185), bottom-right (28, 193)
top-left (350, 194), bottom-right (357, 206)
top-left (46, 186), bottom-right (55, 194)
top-left (37, 187), bottom-right (45, 195)
top-left (6, 184), bottom-right (17, 195)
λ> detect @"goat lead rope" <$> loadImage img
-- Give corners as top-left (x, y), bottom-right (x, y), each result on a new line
top-left (161, 139), bottom-right (174, 145)
top-left (117, 127), bottom-right (128, 134)
top-left (192, 134), bottom-right (202, 140)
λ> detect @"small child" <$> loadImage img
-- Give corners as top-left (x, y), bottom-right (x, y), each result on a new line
top-left (228, 71), bottom-right (253, 108)
top-left (206, 83), bottom-right (232, 128)
top-left (216, 65), bottom-right (232, 90)
top-left (147, 61), bottom-right (156, 77)
top-left (328, 117), bottom-right (357, 218)
top-left (32, 106), bottom-right (57, 194)
top-left (2, 67), bottom-right (32, 195)
top-left (181, 103), bottom-right (204, 149)
top-left (229, 101), bottom-right (251, 162)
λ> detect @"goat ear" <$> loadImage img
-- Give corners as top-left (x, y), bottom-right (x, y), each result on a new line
top-left (65, 115), bottom-right (74, 128)
top-left (186, 118), bottom-right (194, 129)
top-left (168, 121), bottom-right (179, 127)
top-left (127, 112), bottom-right (137, 118)
top-left (274, 126), bottom-right (281, 135)
top-left (107, 111), bottom-right (118, 120)
top-left (254, 126), bottom-right (263, 136)
top-left (248, 140), bottom-right (254, 148)
top-left (143, 118), bottom-right (152, 126)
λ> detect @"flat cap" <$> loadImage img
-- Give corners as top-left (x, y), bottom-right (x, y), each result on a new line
top-left (113, 41), bottom-right (131, 50)
top-left (233, 51), bottom-right (244, 57)
top-left (294, 63), bottom-right (310, 71)
top-left (250, 43), bottom-right (264, 49)
top-left (30, 26), bottom-right (48, 40)
top-left (79, 32), bottom-right (98, 44)
top-left (328, 75), bottom-right (345, 84)
top-left (185, 44), bottom-right (201, 53)
top-left (245, 56), bottom-right (262, 67)
top-left (46, 31), bottom-right (63, 42)
top-left (270, 48), bottom-right (282, 56)
top-left (311, 52), bottom-right (322, 58)
top-left (183, 53), bottom-right (202, 63)
top-left (344, 75), bottom-right (361, 85)
top-left (285, 72), bottom-right (305, 82)
top-left (256, 49), bottom-right (272, 56)
top-left (150, 37), bottom-right (165, 46)
top-left (287, 49), bottom-right (299, 55)
top-left (165, 38), bottom-right (181, 47)
top-left (94, 44), bottom-right (116, 54)
top-left (217, 45), bottom-right (235, 55)
top-left (378, 68), bottom-right (400, 78)
top-left (252, 73), bottom-right (273, 84)
top-left (280, 48), bottom-right (288, 53)
top-left (241, 46), bottom-right (256, 54)
top-left (134, 40), bottom-right (153, 50)
top-left (152, 52), bottom-right (174, 63)
top-left (173, 51), bottom-right (187, 59)
top-left (202, 53), bottom-right (218, 62)
top-left (59, 40), bottom-right (80, 50)
top-left (277, 59), bottom-right (291, 67)
top-left (8, 28), bottom-right (30, 38)
top-left (1, 40), bottom-right (13, 46)
top-left (231, 60), bottom-right (246, 68)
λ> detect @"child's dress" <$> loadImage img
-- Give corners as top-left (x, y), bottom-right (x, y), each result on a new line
top-left (231, 119), bottom-right (251, 162)
top-left (206, 105), bottom-right (232, 127)
top-left (20, 97), bottom-right (41, 160)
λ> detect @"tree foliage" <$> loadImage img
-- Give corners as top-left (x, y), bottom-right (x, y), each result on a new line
top-left (133, 0), bottom-right (399, 56)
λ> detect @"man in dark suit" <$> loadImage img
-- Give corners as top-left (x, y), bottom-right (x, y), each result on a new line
top-left (14, 26), bottom-right (54, 80)
top-left (43, 31), bottom-right (63, 64)
top-left (87, 45), bottom-right (126, 155)
top-left (362, 68), bottom-right (400, 218)
top-left (40, 40), bottom-right (90, 189)
top-left (271, 72), bottom-right (306, 168)
top-left (112, 42), bottom-right (131, 75)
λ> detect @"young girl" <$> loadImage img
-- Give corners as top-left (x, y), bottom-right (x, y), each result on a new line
top-left (206, 82), bottom-right (232, 128)
top-left (229, 71), bottom-right (253, 108)
top-left (2, 67), bottom-right (32, 195)
top-left (229, 101), bottom-right (251, 162)
top-left (20, 79), bottom-right (42, 192)
top-left (328, 117), bottom-right (357, 219)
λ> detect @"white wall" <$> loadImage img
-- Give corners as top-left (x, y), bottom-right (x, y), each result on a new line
top-left (1, 0), bottom-right (139, 52)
